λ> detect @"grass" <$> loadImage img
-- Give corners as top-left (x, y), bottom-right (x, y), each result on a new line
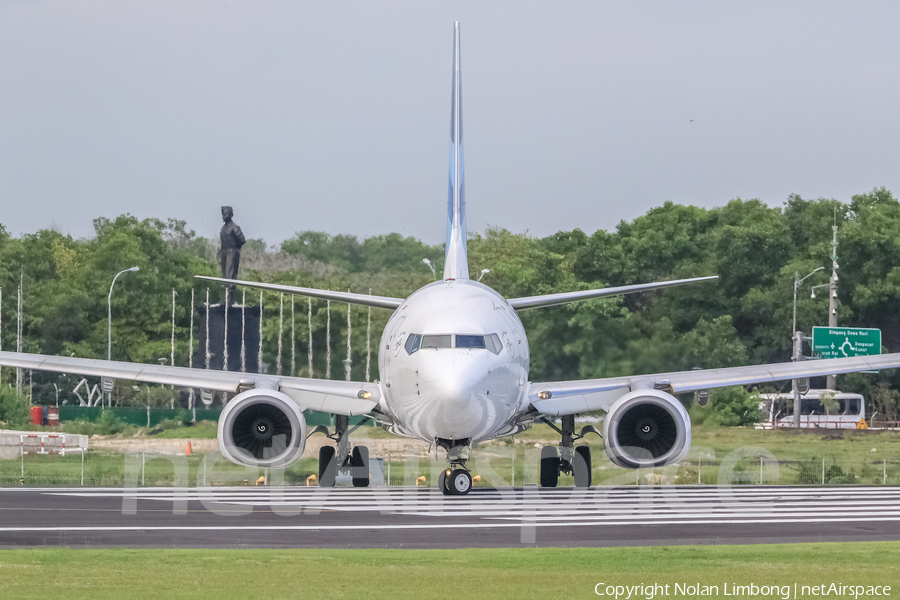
top-left (149, 421), bottom-right (218, 439)
top-left (0, 543), bottom-right (897, 599)
top-left (0, 452), bottom-right (321, 487)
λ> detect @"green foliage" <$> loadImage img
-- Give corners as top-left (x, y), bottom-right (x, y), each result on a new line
top-left (869, 381), bottom-right (900, 421)
top-left (0, 387), bottom-right (31, 428)
top-left (176, 409), bottom-right (193, 426)
top-left (62, 411), bottom-right (130, 436)
top-left (4, 187), bottom-right (900, 425)
top-left (690, 386), bottom-right (762, 427)
top-left (819, 391), bottom-right (839, 415)
top-left (96, 410), bottom-right (126, 435)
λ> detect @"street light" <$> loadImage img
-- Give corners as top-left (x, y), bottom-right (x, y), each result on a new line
top-left (477, 268), bottom-right (490, 282)
top-left (810, 283), bottom-right (830, 299)
top-left (793, 267), bottom-right (824, 337)
top-left (791, 266), bottom-right (825, 428)
top-left (107, 267), bottom-right (139, 405)
top-left (422, 258), bottom-right (436, 279)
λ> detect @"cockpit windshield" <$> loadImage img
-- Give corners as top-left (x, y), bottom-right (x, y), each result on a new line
top-left (421, 334), bottom-right (452, 349)
top-left (456, 334), bottom-right (485, 349)
top-left (405, 333), bottom-right (503, 355)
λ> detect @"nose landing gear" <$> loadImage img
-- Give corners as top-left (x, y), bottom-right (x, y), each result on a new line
top-left (436, 438), bottom-right (474, 495)
top-left (439, 467), bottom-right (472, 495)
top-left (539, 415), bottom-right (601, 489)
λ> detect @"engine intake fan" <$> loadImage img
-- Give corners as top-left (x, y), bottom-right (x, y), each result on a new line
top-left (218, 388), bottom-right (307, 468)
top-left (603, 389), bottom-right (691, 469)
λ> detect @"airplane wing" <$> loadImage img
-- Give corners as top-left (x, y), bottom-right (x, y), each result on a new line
top-left (0, 351), bottom-right (379, 416)
top-left (195, 276), bottom-right (404, 310)
top-left (507, 276), bottom-right (718, 310)
top-left (527, 352), bottom-right (900, 416)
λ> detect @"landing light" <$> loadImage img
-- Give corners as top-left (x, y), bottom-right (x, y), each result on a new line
top-left (537, 391), bottom-right (552, 400)
top-left (357, 390), bottom-right (372, 400)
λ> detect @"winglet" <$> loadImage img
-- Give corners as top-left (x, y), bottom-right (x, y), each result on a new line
top-left (443, 21), bottom-right (469, 280)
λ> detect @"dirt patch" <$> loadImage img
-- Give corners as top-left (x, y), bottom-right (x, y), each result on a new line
top-left (88, 432), bottom-right (556, 457)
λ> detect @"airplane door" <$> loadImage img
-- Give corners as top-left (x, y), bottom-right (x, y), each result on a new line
top-left (384, 316), bottom-right (406, 388)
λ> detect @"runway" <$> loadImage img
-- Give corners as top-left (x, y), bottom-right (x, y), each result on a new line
top-left (1, 485), bottom-right (899, 549)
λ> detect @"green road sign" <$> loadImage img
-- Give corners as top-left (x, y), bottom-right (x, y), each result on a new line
top-left (812, 326), bottom-right (881, 359)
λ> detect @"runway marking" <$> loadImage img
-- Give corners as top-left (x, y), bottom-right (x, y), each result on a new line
top-left (4, 515), bottom-right (900, 533)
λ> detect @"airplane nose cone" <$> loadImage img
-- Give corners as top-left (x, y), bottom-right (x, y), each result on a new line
top-left (415, 353), bottom-right (489, 437)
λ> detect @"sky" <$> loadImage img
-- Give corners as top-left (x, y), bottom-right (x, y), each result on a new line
top-left (1, 1), bottom-right (898, 246)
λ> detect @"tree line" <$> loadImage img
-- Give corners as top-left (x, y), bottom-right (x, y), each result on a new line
top-left (1, 188), bottom-right (899, 420)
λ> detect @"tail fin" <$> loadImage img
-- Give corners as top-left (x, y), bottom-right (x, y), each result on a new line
top-left (443, 21), bottom-right (469, 280)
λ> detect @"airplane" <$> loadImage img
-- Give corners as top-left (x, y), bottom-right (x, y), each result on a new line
top-left (3, 22), bottom-right (900, 496)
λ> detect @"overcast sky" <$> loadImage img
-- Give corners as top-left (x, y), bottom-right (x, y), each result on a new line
top-left (1, 1), bottom-right (898, 246)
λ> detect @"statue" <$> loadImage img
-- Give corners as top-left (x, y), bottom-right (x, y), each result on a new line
top-left (219, 206), bottom-right (246, 281)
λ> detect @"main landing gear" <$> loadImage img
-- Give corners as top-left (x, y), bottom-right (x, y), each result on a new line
top-left (539, 415), bottom-right (601, 489)
top-left (313, 415), bottom-right (372, 488)
top-left (437, 438), bottom-right (473, 496)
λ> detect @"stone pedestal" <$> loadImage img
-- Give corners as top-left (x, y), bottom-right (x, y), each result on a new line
top-left (194, 304), bottom-right (261, 373)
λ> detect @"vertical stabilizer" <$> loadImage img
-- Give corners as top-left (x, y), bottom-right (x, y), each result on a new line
top-left (443, 21), bottom-right (469, 280)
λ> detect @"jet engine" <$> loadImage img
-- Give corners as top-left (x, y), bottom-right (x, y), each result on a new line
top-left (602, 389), bottom-right (691, 469)
top-left (218, 388), bottom-right (307, 468)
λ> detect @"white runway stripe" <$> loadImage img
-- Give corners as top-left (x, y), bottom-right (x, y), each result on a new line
top-left (4, 515), bottom-right (900, 533)
top-left (5, 486), bottom-right (896, 529)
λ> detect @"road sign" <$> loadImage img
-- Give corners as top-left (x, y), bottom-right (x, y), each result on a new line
top-left (812, 326), bottom-right (881, 359)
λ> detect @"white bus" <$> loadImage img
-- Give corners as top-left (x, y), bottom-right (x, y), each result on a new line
top-left (757, 390), bottom-right (865, 429)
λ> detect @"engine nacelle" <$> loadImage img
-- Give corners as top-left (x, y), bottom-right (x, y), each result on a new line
top-left (603, 389), bottom-right (691, 469)
top-left (218, 388), bottom-right (307, 468)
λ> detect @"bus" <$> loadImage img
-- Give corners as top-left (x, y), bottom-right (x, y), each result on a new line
top-left (756, 390), bottom-right (865, 429)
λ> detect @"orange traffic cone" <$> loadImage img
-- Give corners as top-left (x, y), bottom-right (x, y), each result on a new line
top-left (185, 441), bottom-right (192, 456)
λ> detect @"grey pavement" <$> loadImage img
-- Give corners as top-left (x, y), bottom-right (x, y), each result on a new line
top-left (1, 486), bottom-right (899, 549)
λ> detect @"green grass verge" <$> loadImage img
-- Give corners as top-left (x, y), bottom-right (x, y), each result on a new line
top-left (0, 543), bottom-right (897, 599)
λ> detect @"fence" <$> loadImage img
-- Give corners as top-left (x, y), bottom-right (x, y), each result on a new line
top-left (53, 406), bottom-right (360, 428)
top-left (3, 449), bottom-right (900, 488)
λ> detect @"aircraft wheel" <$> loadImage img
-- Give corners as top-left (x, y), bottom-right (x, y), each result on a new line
top-left (439, 469), bottom-right (451, 495)
top-left (573, 446), bottom-right (592, 488)
top-left (448, 469), bottom-right (472, 495)
top-left (351, 445), bottom-right (370, 488)
top-left (318, 446), bottom-right (337, 487)
top-left (540, 446), bottom-right (559, 488)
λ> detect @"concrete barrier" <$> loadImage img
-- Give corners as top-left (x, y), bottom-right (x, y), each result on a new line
top-left (0, 430), bottom-right (89, 460)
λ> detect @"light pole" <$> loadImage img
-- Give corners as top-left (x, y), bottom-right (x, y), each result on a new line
top-left (791, 266), bottom-right (824, 428)
top-left (108, 267), bottom-right (139, 406)
top-left (477, 268), bottom-right (490, 282)
top-left (422, 258), bottom-right (436, 279)
top-left (793, 267), bottom-right (824, 338)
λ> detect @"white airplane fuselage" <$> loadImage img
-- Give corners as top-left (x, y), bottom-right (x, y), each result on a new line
top-left (377, 279), bottom-right (530, 444)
